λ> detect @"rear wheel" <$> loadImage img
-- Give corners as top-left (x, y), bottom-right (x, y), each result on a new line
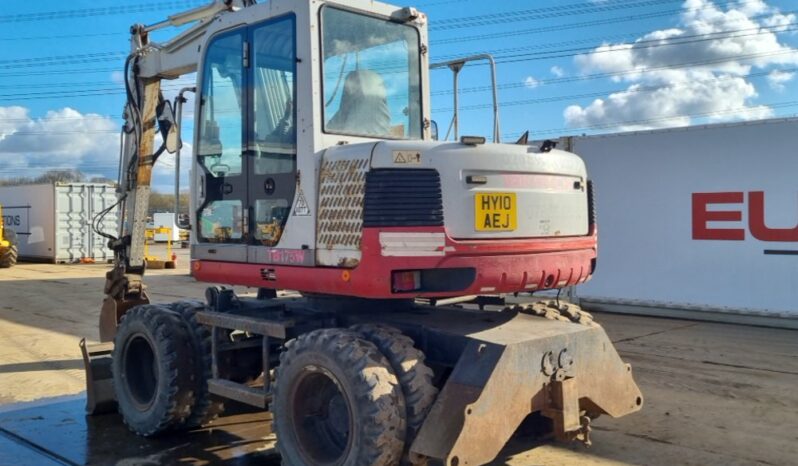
top-left (112, 304), bottom-right (195, 436)
top-left (351, 324), bottom-right (438, 466)
top-left (273, 328), bottom-right (406, 466)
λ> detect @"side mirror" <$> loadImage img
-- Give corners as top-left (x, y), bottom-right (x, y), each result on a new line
top-left (157, 99), bottom-right (181, 154)
top-left (430, 120), bottom-right (439, 141)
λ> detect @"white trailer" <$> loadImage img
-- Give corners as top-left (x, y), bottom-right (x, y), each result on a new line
top-left (0, 183), bottom-right (118, 263)
top-left (558, 117), bottom-right (798, 328)
top-left (151, 212), bottom-right (181, 242)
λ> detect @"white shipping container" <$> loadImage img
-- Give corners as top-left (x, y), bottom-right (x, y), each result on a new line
top-left (0, 183), bottom-right (119, 263)
top-left (559, 118), bottom-right (798, 324)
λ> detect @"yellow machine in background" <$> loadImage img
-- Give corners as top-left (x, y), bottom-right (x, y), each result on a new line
top-left (0, 205), bottom-right (18, 268)
top-left (143, 227), bottom-right (176, 269)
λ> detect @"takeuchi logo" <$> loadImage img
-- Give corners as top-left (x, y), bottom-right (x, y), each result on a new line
top-left (692, 192), bottom-right (798, 242)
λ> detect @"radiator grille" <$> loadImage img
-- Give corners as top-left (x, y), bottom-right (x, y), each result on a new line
top-left (363, 169), bottom-right (444, 227)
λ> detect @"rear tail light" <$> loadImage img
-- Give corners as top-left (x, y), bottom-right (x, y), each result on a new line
top-left (392, 270), bottom-right (421, 293)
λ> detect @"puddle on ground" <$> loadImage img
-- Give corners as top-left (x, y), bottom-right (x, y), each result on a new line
top-left (0, 395), bottom-right (279, 465)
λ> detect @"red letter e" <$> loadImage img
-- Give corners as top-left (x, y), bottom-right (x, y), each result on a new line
top-left (692, 192), bottom-right (745, 240)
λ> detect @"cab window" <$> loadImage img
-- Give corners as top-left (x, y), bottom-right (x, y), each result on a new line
top-left (250, 16), bottom-right (297, 246)
top-left (321, 7), bottom-right (422, 139)
top-left (197, 30), bottom-right (245, 243)
top-left (198, 32), bottom-right (244, 178)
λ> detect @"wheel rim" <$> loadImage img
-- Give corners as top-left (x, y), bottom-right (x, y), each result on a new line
top-left (290, 366), bottom-right (352, 465)
top-left (122, 334), bottom-right (158, 410)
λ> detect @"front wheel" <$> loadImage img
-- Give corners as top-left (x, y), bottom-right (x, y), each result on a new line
top-left (111, 305), bottom-right (195, 436)
top-left (273, 328), bottom-right (406, 466)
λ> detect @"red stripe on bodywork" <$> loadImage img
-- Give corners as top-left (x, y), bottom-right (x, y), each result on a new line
top-left (193, 226), bottom-right (597, 299)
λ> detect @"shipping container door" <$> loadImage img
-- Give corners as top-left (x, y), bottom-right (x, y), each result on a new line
top-left (90, 185), bottom-right (117, 261)
top-left (53, 184), bottom-right (117, 263)
top-left (55, 185), bottom-right (87, 262)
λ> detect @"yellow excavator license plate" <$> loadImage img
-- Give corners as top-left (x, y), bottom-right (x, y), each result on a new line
top-left (474, 192), bottom-right (517, 231)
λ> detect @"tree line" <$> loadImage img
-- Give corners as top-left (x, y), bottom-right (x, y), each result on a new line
top-left (0, 169), bottom-right (187, 215)
top-left (0, 169), bottom-right (114, 187)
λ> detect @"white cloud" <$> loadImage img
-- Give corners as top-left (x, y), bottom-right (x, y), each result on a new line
top-left (0, 108), bottom-right (118, 174)
top-left (766, 69), bottom-right (795, 90)
top-left (524, 76), bottom-right (540, 89)
top-left (0, 106), bottom-right (29, 141)
top-left (0, 106), bottom-right (189, 192)
top-left (565, 0), bottom-right (798, 130)
top-left (550, 66), bottom-right (565, 78)
top-left (565, 74), bottom-right (773, 131)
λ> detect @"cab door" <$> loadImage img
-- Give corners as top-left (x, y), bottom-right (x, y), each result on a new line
top-left (195, 17), bottom-right (298, 263)
top-left (195, 29), bottom-right (248, 262)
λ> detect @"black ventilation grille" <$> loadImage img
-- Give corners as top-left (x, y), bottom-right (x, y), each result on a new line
top-left (587, 180), bottom-right (596, 226)
top-left (364, 169), bottom-right (444, 227)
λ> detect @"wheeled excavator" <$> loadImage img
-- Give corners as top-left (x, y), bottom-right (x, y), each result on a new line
top-left (81, 1), bottom-right (643, 465)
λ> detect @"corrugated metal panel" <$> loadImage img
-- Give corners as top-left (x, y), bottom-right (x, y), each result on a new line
top-left (0, 183), bottom-right (118, 263)
top-left (54, 184), bottom-right (118, 263)
top-left (564, 117), bottom-right (798, 320)
top-left (90, 185), bottom-right (119, 261)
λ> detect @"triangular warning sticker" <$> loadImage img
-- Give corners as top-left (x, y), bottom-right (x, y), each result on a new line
top-left (293, 190), bottom-right (311, 216)
top-left (393, 150), bottom-right (421, 164)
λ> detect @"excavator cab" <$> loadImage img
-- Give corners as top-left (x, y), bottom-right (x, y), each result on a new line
top-left (185, 1), bottom-right (430, 268)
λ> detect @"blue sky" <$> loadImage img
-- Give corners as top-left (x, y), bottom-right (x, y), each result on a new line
top-left (0, 0), bottom-right (796, 190)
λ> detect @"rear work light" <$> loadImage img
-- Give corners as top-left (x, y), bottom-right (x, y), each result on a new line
top-left (460, 135), bottom-right (486, 146)
top-left (392, 270), bottom-right (421, 293)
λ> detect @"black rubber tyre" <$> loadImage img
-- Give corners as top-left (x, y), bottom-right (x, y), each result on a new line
top-left (0, 230), bottom-right (18, 268)
top-left (273, 328), bottom-right (406, 466)
top-left (112, 304), bottom-right (195, 436)
top-left (351, 324), bottom-right (438, 466)
top-left (170, 301), bottom-right (225, 428)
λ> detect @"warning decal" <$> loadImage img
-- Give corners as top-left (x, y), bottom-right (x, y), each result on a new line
top-left (293, 189), bottom-right (311, 216)
top-left (392, 151), bottom-right (422, 165)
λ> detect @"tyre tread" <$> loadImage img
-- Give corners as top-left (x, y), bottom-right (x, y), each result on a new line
top-left (112, 304), bottom-right (195, 437)
top-left (351, 324), bottom-right (438, 465)
top-left (274, 328), bottom-right (406, 466)
top-left (170, 301), bottom-right (225, 428)
top-left (0, 244), bottom-right (17, 268)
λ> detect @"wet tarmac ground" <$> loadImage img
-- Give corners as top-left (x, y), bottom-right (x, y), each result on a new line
top-left (0, 396), bottom-right (280, 466)
top-left (4, 312), bottom-right (798, 466)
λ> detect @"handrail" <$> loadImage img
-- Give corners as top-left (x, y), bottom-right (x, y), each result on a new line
top-left (430, 54), bottom-right (500, 143)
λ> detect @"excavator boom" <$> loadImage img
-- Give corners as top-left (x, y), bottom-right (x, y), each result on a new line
top-left (99, 1), bottom-right (253, 340)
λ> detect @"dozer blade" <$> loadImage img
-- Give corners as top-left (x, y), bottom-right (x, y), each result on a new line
top-left (410, 304), bottom-right (643, 466)
top-left (79, 338), bottom-right (117, 415)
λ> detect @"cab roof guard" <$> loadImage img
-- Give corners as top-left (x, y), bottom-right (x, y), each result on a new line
top-left (431, 54), bottom-right (501, 144)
